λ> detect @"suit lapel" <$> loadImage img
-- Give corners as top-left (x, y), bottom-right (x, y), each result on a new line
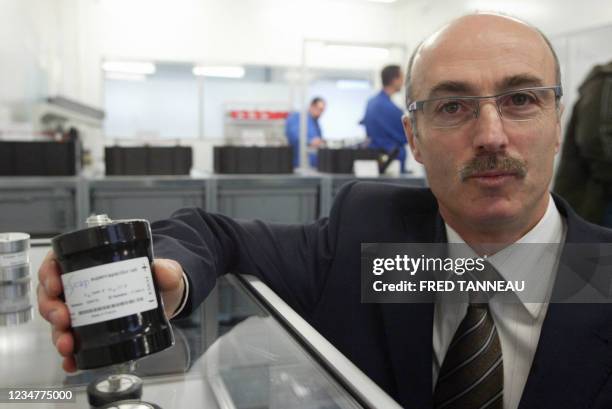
top-left (519, 196), bottom-right (612, 409)
top-left (378, 211), bottom-right (446, 409)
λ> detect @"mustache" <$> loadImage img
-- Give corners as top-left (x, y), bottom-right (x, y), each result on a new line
top-left (460, 154), bottom-right (527, 181)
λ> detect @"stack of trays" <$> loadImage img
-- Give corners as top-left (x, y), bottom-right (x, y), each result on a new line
top-left (317, 148), bottom-right (382, 174)
top-left (105, 146), bottom-right (193, 175)
top-left (213, 146), bottom-right (293, 174)
top-left (0, 233), bottom-right (32, 326)
top-left (0, 141), bottom-right (77, 176)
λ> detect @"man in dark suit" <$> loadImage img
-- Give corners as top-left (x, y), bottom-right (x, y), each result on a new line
top-left (38, 13), bottom-right (612, 409)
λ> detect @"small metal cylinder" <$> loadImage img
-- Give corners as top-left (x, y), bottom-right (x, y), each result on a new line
top-left (0, 232), bottom-right (32, 326)
top-left (0, 232), bottom-right (30, 254)
top-left (0, 233), bottom-right (30, 270)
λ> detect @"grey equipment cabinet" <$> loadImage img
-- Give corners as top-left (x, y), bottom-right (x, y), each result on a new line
top-left (89, 176), bottom-right (207, 223)
top-left (210, 175), bottom-right (320, 224)
top-left (0, 177), bottom-right (79, 236)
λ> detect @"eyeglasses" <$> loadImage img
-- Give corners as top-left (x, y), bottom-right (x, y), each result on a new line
top-left (407, 85), bottom-right (563, 129)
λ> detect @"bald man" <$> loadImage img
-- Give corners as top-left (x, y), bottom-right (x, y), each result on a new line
top-left (38, 13), bottom-right (612, 409)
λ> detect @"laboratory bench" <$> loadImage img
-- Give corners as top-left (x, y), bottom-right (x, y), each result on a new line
top-left (0, 174), bottom-right (426, 236)
top-left (0, 241), bottom-right (402, 409)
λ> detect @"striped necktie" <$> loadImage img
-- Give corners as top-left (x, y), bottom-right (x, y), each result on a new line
top-left (433, 303), bottom-right (503, 409)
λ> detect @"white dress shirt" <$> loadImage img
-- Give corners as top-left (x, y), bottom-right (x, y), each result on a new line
top-left (434, 194), bottom-right (566, 409)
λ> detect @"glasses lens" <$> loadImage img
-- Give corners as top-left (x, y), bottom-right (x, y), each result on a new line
top-left (422, 98), bottom-right (478, 128)
top-left (498, 88), bottom-right (557, 121)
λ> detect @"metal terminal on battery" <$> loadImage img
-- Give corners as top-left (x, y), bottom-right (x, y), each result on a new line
top-left (86, 214), bottom-right (114, 227)
top-left (98, 374), bottom-right (140, 393)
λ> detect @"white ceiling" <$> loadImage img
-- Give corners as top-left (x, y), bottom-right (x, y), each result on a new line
top-left (394, 0), bottom-right (612, 38)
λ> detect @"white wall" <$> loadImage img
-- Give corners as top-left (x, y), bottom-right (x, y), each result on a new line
top-left (396, 0), bottom-right (612, 47)
top-left (96, 0), bottom-right (405, 68)
top-left (0, 0), bottom-right (102, 121)
top-left (0, 0), bottom-right (58, 120)
top-left (551, 26), bottom-right (612, 116)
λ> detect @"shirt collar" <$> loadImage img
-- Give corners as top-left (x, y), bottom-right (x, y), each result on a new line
top-left (444, 194), bottom-right (566, 319)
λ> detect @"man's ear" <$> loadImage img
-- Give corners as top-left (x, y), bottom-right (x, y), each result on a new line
top-left (402, 114), bottom-right (423, 164)
top-left (554, 103), bottom-right (565, 153)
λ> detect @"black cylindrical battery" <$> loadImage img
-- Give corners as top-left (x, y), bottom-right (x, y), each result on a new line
top-left (52, 216), bottom-right (174, 369)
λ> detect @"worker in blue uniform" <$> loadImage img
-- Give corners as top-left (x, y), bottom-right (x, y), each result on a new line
top-left (285, 97), bottom-right (326, 168)
top-left (362, 65), bottom-right (407, 172)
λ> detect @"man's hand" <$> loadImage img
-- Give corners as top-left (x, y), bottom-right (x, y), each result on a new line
top-left (37, 250), bottom-right (185, 372)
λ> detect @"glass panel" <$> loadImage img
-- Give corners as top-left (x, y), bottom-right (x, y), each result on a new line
top-left (0, 245), bottom-right (363, 409)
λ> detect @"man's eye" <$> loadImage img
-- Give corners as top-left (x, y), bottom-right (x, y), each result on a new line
top-left (439, 101), bottom-right (462, 114)
top-left (509, 92), bottom-right (535, 106)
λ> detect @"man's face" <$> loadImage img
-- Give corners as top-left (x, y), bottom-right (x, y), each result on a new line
top-left (310, 101), bottom-right (326, 119)
top-left (392, 72), bottom-right (405, 93)
top-left (405, 15), bottom-right (562, 232)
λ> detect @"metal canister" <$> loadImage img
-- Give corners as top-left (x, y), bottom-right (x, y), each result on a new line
top-left (52, 215), bottom-right (174, 369)
top-left (0, 233), bottom-right (30, 269)
top-left (0, 233), bottom-right (32, 326)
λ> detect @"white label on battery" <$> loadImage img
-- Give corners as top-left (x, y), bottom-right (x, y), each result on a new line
top-left (61, 257), bottom-right (159, 328)
top-left (0, 251), bottom-right (28, 267)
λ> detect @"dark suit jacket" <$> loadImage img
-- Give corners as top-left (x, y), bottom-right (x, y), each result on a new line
top-left (152, 182), bottom-right (612, 409)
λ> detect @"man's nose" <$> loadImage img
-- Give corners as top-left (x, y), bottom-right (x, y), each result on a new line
top-left (472, 102), bottom-right (509, 153)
